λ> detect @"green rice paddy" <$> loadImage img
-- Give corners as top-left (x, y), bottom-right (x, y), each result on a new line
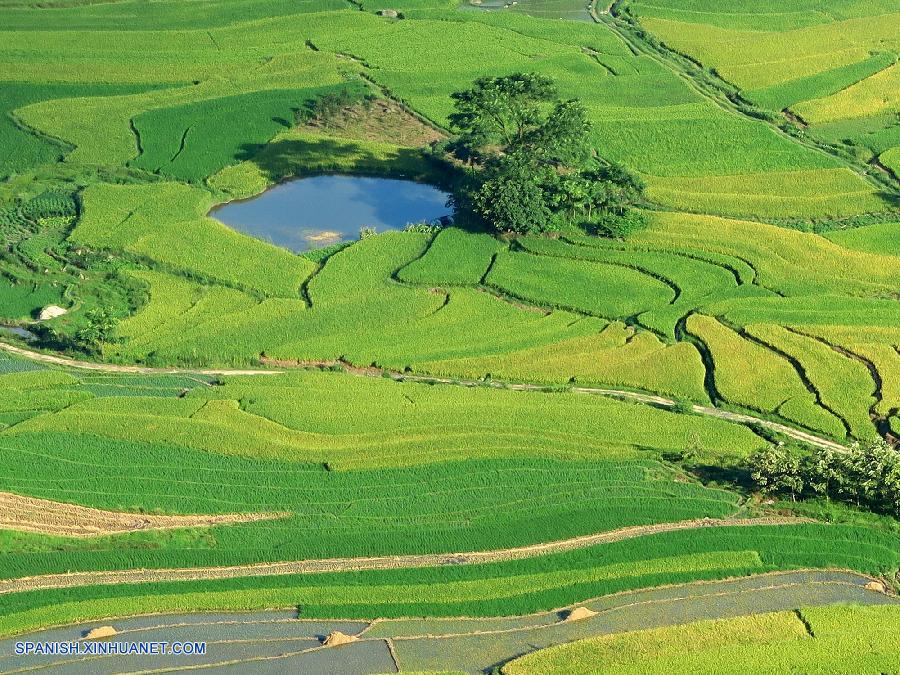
top-left (0, 0), bottom-right (898, 666)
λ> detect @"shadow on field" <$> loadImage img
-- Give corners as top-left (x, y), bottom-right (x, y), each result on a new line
top-left (235, 138), bottom-right (453, 189)
top-left (688, 463), bottom-right (753, 491)
top-left (878, 191), bottom-right (900, 209)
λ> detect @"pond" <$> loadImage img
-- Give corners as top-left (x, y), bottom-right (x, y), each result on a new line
top-left (211, 175), bottom-right (453, 252)
top-left (0, 325), bottom-right (37, 341)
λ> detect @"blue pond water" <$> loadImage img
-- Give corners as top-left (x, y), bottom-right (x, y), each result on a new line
top-left (212, 175), bottom-right (452, 252)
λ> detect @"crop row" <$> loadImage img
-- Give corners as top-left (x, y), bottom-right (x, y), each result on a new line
top-left (3, 366), bottom-right (764, 467)
top-left (75, 182), bottom-right (314, 298)
top-left (504, 605), bottom-right (900, 674)
top-left (485, 250), bottom-right (675, 319)
top-left (747, 52), bottom-right (897, 111)
top-left (746, 323), bottom-right (878, 440)
top-left (636, 13), bottom-right (899, 90)
top-left (1, 521), bottom-right (897, 636)
top-left (418, 328), bottom-right (709, 402)
top-left (99, 215), bottom-right (899, 412)
top-left (131, 85), bottom-right (363, 183)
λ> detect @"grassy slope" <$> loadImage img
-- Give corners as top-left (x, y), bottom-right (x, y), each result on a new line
top-left (630, 0), bottom-right (900, 194)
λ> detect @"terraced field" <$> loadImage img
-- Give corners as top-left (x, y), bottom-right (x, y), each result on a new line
top-left (0, 0), bottom-right (898, 669)
top-left (629, 0), bottom-right (900, 194)
top-left (3, 572), bottom-right (895, 673)
top-left (505, 601), bottom-right (900, 674)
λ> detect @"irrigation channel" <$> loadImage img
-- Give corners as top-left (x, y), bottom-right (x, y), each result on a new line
top-left (0, 341), bottom-right (851, 453)
top-left (1, 571), bottom-right (895, 673)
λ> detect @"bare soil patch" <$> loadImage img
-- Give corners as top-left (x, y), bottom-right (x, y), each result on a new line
top-left (0, 491), bottom-right (286, 538)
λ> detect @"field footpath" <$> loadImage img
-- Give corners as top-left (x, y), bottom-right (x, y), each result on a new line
top-left (0, 340), bottom-right (850, 453)
top-left (0, 342), bottom-right (279, 376)
top-left (0, 517), bottom-right (806, 595)
top-left (0, 491), bottom-right (285, 538)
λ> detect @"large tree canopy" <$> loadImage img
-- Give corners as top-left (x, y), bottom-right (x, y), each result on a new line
top-left (449, 73), bottom-right (645, 235)
top-left (449, 73), bottom-right (558, 152)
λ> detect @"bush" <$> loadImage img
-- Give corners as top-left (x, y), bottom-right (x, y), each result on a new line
top-left (590, 209), bottom-right (648, 239)
top-left (404, 221), bottom-right (443, 234)
top-left (296, 87), bottom-right (369, 126)
top-left (20, 192), bottom-right (77, 221)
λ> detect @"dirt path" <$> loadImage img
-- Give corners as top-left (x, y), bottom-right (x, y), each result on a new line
top-left (0, 491), bottom-right (285, 538)
top-left (0, 517), bottom-right (805, 595)
top-left (1, 340), bottom-right (849, 452)
top-left (0, 342), bottom-right (280, 376)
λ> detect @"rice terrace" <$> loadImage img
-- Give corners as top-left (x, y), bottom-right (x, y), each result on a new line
top-left (0, 0), bottom-right (898, 671)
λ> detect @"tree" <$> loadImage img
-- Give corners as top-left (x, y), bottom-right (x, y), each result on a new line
top-left (75, 308), bottom-right (117, 353)
top-left (520, 99), bottom-right (592, 167)
top-left (802, 446), bottom-right (844, 500)
top-left (750, 440), bottom-right (900, 516)
top-left (449, 73), bottom-right (557, 154)
top-left (448, 73), bottom-right (646, 236)
top-left (473, 154), bottom-right (553, 234)
top-left (548, 172), bottom-right (592, 220)
top-left (748, 444), bottom-right (803, 501)
top-left (851, 440), bottom-right (900, 516)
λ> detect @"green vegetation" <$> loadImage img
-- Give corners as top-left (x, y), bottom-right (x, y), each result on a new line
top-left (74, 182), bottom-right (315, 297)
top-left (824, 221), bottom-right (899, 255)
top-left (503, 605), bottom-right (900, 674)
top-left (748, 52), bottom-right (897, 111)
top-left (131, 85), bottom-right (363, 182)
top-left (486, 250), bottom-right (673, 318)
top-left (0, 0), bottom-right (898, 664)
top-left (629, 0), bottom-right (900, 197)
top-left (2, 522), bottom-right (899, 637)
top-left (686, 315), bottom-right (845, 438)
top-left (448, 72), bottom-right (646, 234)
top-left (749, 440), bottom-right (900, 517)
top-left (0, 82), bottom-right (164, 178)
top-left (746, 323), bottom-right (877, 440)
top-left (397, 228), bottom-right (506, 285)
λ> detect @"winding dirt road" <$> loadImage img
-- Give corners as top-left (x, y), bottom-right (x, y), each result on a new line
top-left (0, 517), bottom-right (805, 595)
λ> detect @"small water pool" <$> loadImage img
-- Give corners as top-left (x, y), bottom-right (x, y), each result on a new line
top-left (0, 325), bottom-right (37, 341)
top-left (211, 175), bottom-right (452, 252)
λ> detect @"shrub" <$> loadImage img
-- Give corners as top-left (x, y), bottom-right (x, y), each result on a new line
top-left (590, 209), bottom-right (648, 239)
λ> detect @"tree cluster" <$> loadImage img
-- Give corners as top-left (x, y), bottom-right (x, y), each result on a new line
top-left (75, 308), bottom-right (117, 354)
top-left (448, 73), bottom-right (645, 235)
top-left (748, 440), bottom-right (900, 517)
